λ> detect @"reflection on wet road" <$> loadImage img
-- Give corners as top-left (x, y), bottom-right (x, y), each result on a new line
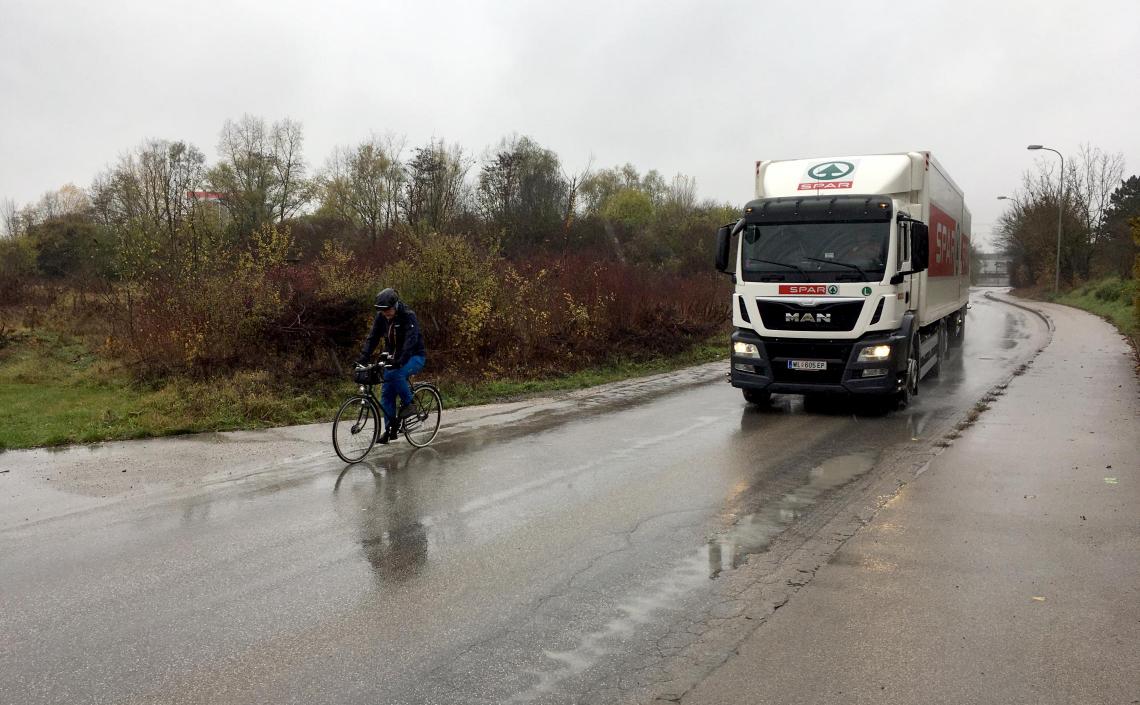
top-left (0, 290), bottom-right (1049, 705)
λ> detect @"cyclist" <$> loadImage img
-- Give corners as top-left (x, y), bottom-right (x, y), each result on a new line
top-left (356, 288), bottom-right (427, 444)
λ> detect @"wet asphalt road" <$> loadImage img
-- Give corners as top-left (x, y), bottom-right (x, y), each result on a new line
top-left (0, 290), bottom-right (1050, 705)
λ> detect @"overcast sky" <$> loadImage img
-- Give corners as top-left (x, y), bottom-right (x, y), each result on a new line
top-left (2, 0), bottom-right (1138, 249)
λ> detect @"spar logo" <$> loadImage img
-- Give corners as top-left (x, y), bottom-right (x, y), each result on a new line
top-left (807, 162), bottom-right (854, 180)
top-left (799, 160), bottom-right (855, 191)
top-left (778, 284), bottom-right (840, 295)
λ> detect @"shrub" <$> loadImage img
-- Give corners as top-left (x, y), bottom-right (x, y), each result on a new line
top-left (0, 235), bottom-right (38, 302)
top-left (1093, 278), bottom-right (1126, 302)
top-left (114, 224), bottom-right (295, 375)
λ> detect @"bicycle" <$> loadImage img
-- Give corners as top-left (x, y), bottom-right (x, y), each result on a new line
top-left (332, 354), bottom-right (443, 463)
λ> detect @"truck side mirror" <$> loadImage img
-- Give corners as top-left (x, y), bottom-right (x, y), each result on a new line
top-left (911, 223), bottom-right (930, 272)
top-left (715, 224), bottom-right (732, 273)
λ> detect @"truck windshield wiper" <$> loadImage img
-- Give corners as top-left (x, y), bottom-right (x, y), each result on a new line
top-left (801, 257), bottom-right (871, 279)
top-left (745, 258), bottom-right (809, 280)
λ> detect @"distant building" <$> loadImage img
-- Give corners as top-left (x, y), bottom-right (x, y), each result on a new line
top-left (975, 252), bottom-right (1012, 286)
top-left (186, 191), bottom-right (229, 228)
top-left (187, 191), bottom-right (225, 202)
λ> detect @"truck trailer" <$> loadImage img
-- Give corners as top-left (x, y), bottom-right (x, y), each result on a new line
top-left (715, 152), bottom-right (971, 408)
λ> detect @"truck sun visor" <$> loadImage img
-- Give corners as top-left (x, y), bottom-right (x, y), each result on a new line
top-left (743, 196), bottom-right (893, 224)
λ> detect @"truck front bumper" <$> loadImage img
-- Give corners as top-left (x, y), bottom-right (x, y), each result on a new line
top-left (730, 329), bottom-right (905, 396)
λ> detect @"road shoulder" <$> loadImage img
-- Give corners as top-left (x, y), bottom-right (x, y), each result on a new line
top-left (681, 297), bottom-right (1140, 704)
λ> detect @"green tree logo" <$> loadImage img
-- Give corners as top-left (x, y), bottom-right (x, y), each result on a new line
top-left (808, 162), bottom-right (855, 181)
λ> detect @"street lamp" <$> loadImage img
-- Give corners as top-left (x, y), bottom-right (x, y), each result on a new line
top-left (1027, 144), bottom-right (1064, 293)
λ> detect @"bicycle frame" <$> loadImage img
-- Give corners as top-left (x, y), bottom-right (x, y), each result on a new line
top-left (353, 384), bottom-right (391, 440)
top-left (354, 373), bottom-right (429, 438)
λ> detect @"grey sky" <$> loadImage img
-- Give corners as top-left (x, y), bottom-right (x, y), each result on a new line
top-left (2, 0), bottom-right (1138, 248)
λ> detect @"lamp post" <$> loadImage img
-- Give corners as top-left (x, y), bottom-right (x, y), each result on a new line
top-left (1027, 144), bottom-right (1064, 293)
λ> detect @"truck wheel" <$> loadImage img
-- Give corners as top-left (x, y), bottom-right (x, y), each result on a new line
top-left (949, 307), bottom-right (967, 348)
top-left (894, 334), bottom-right (920, 410)
top-left (743, 389), bottom-right (771, 406)
top-left (929, 322), bottom-right (948, 378)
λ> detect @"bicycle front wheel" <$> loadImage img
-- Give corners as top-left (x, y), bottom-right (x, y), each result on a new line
top-left (333, 396), bottom-right (381, 463)
top-left (403, 384), bottom-right (442, 448)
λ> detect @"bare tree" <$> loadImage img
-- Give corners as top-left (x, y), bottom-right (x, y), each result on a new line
top-left (665, 174), bottom-right (698, 212)
top-left (320, 134), bottom-right (407, 244)
top-left (210, 115), bottom-right (310, 237)
top-left (89, 139), bottom-right (212, 278)
top-left (2, 197), bottom-right (21, 238)
top-left (476, 135), bottom-right (567, 253)
top-left (271, 118), bottom-right (308, 223)
top-left (1071, 143), bottom-right (1125, 249)
top-left (561, 157), bottom-right (594, 235)
top-left (997, 143), bottom-right (1126, 285)
top-left (403, 139), bottom-right (471, 233)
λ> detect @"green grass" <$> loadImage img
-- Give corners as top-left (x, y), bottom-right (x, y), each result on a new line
top-left (1055, 277), bottom-right (1138, 337)
top-left (0, 330), bottom-right (341, 450)
top-left (0, 332), bottom-right (728, 450)
top-left (442, 339), bottom-right (727, 407)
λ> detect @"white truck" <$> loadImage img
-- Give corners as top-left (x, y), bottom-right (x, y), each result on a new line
top-left (715, 152), bottom-right (971, 408)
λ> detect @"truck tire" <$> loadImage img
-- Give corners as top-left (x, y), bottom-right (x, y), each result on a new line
top-left (894, 333), bottom-right (920, 410)
top-left (743, 388), bottom-right (771, 406)
top-left (949, 307), bottom-right (967, 348)
top-left (929, 321), bottom-right (948, 378)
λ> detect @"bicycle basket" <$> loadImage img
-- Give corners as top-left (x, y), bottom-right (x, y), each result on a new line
top-left (353, 364), bottom-right (383, 385)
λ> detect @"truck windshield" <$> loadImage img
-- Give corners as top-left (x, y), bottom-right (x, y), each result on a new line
top-left (740, 221), bottom-right (889, 283)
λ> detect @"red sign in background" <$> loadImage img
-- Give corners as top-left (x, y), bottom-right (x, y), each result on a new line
top-left (928, 204), bottom-right (957, 277)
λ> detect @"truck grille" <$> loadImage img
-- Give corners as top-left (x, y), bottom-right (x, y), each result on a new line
top-left (757, 300), bottom-right (864, 332)
top-left (765, 340), bottom-right (852, 385)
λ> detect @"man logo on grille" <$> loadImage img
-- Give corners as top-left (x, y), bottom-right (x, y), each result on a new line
top-left (786, 313), bottom-right (832, 324)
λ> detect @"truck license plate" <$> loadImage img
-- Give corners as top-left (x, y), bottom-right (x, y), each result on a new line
top-left (787, 360), bottom-right (827, 371)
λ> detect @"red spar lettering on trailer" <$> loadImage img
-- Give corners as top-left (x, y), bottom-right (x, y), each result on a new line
top-left (779, 285), bottom-right (827, 295)
top-left (929, 204), bottom-right (957, 277)
top-left (797, 181), bottom-right (853, 190)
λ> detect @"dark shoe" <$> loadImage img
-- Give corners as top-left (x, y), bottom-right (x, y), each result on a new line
top-left (377, 425), bottom-right (399, 445)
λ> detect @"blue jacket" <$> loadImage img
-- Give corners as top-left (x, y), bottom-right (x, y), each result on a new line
top-left (358, 303), bottom-right (426, 367)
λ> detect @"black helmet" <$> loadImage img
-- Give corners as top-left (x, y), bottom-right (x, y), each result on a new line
top-left (374, 287), bottom-right (400, 310)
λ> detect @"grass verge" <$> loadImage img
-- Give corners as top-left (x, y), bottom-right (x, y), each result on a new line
top-left (1055, 278), bottom-right (1138, 336)
top-left (1014, 277), bottom-right (1139, 358)
top-left (0, 331), bottom-right (727, 450)
top-left (1053, 277), bottom-right (1139, 358)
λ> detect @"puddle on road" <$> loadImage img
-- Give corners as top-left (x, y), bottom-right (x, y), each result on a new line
top-left (707, 452), bottom-right (876, 578)
top-left (510, 452), bottom-right (878, 702)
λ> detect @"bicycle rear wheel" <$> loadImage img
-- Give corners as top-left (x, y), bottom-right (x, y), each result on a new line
top-left (333, 396), bottom-right (381, 463)
top-left (403, 384), bottom-right (442, 448)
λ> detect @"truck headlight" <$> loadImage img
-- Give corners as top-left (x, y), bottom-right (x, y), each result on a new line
top-left (857, 344), bottom-right (892, 362)
top-left (733, 342), bottom-right (760, 358)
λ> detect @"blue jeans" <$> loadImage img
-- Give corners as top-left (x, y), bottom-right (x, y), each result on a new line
top-left (381, 355), bottom-right (425, 426)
